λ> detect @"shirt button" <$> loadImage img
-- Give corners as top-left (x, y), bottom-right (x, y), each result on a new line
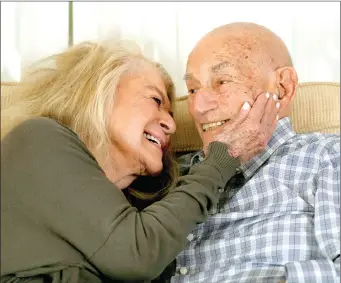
top-left (187, 233), bottom-right (194, 241)
top-left (179, 267), bottom-right (188, 275)
top-left (218, 188), bottom-right (224, 193)
top-left (236, 167), bottom-right (241, 173)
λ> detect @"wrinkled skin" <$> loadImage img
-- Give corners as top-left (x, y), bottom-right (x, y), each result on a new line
top-left (185, 22), bottom-right (298, 163)
top-left (103, 64), bottom-right (176, 189)
top-left (212, 91), bottom-right (279, 163)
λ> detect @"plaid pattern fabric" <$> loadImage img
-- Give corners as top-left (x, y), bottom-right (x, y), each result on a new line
top-left (172, 118), bottom-right (340, 283)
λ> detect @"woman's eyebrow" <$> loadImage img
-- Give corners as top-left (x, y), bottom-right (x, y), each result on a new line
top-left (146, 85), bottom-right (167, 100)
top-left (146, 85), bottom-right (174, 116)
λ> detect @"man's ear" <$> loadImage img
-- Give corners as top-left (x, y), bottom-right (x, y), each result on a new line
top-left (276, 66), bottom-right (298, 106)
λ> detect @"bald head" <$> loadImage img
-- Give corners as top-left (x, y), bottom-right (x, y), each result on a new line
top-left (201, 22), bottom-right (292, 70)
top-left (188, 23), bottom-right (293, 85)
top-left (186, 22), bottom-right (298, 125)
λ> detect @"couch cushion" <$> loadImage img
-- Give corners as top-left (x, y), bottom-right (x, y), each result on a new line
top-left (1, 82), bottom-right (340, 153)
top-left (1, 82), bottom-right (17, 109)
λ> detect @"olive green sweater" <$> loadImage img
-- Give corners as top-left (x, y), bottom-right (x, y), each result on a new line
top-left (1, 117), bottom-right (239, 283)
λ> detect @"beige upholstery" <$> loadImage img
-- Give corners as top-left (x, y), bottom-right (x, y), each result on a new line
top-left (1, 82), bottom-right (17, 110)
top-left (1, 82), bottom-right (340, 152)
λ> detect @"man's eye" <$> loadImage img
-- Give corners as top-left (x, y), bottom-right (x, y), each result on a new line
top-left (219, 80), bottom-right (229, 85)
top-left (188, 89), bottom-right (197, 95)
top-left (152, 97), bottom-right (162, 106)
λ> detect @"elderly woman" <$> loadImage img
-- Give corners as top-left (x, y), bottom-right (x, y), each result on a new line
top-left (1, 41), bottom-right (276, 283)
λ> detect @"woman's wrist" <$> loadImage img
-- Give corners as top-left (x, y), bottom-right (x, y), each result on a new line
top-left (202, 142), bottom-right (240, 184)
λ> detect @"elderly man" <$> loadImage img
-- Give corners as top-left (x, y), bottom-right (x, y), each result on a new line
top-left (172, 23), bottom-right (340, 283)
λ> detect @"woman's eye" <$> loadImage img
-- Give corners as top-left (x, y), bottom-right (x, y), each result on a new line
top-left (152, 97), bottom-right (162, 106)
top-left (188, 89), bottom-right (197, 95)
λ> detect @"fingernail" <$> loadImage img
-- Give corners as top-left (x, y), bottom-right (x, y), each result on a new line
top-left (266, 92), bottom-right (270, 99)
top-left (276, 114), bottom-right (279, 120)
top-left (242, 102), bottom-right (250, 110)
top-left (273, 94), bottom-right (278, 101)
top-left (276, 102), bottom-right (280, 109)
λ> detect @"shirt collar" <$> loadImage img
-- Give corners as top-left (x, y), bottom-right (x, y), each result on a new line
top-left (189, 117), bottom-right (296, 180)
top-left (189, 150), bottom-right (205, 167)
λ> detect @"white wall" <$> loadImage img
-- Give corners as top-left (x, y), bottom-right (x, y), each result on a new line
top-left (1, 2), bottom-right (340, 96)
top-left (1, 2), bottom-right (68, 81)
top-left (1, 2), bottom-right (20, 81)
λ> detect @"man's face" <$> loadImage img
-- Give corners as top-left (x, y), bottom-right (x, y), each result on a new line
top-left (185, 35), bottom-right (268, 146)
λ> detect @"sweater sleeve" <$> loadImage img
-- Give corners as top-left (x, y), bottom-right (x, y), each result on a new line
top-left (2, 117), bottom-right (239, 281)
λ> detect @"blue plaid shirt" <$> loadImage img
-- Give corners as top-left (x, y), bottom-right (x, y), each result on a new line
top-left (172, 117), bottom-right (340, 283)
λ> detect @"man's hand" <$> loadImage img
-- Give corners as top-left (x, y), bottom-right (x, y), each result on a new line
top-left (204, 91), bottom-right (280, 164)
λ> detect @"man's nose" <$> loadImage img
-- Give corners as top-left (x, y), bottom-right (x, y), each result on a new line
top-left (193, 89), bottom-right (218, 116)
top-left (159, 112), bottom-right (176, 135)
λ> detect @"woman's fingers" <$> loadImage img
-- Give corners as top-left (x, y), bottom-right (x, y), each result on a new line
top-left (207, 90), bottom-right (280, 163)
top-left (246, 91), bottom-right (270, 123)
top-left (261, 92), bottom-right (279, 135)
top-left (261, 93), bottom-right (279, 125)
top-left (231, 101), bottom-right (251, 126)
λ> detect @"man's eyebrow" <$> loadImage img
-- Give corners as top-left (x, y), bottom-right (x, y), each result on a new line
top-left (183, 61), bottom-right (237, 81)
top-left (211, 60), bottom-right (236, 73)
top-left (183, 73), bottom-right (194, 81)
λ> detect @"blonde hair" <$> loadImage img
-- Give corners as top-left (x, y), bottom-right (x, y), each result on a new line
top-left (2, 40), bottom-right (178, 206)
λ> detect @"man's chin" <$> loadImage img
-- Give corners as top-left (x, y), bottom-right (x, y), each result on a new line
top-left (201, 131), bottom-right (218, 145)
top-left (197, 125), bottom-right (219, 140)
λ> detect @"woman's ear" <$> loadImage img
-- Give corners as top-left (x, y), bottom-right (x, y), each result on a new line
top-left (275, 66), bottom-right (298, 117)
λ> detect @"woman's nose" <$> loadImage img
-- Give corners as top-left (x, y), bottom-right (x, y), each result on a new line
top-left (159, 112), bottom-right (176, 135)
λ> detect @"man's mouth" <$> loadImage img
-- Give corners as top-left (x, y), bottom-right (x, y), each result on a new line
top-left (202, 119), bottom-right (230, 132)
top-left (143, 132), bottom-right (162, 148)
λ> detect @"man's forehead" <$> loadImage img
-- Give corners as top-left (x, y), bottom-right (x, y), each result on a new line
top-left (184, 59), bottom-right (240, 81)
top-left (188, 45), bottom-right (238, 69)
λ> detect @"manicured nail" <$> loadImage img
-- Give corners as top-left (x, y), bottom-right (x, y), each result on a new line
top-left (266, 92), bottom-right (270, 99)
top-left (242, 102), bottom-right (250, 110)
top-left (273, 94), bottom-right (278, 101)
top-left (276, 102), bottom-right (281, 109)
top-left (276, 114), bottom-right (279, 120)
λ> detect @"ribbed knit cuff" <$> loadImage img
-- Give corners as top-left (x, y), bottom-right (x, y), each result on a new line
top-left (202, 142), bottom-right (240, 184)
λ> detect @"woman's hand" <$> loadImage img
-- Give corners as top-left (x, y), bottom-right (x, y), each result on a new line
top-left (204, 91), bottom-right (280, 164)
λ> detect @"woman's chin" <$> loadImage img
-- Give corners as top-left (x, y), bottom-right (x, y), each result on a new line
top-left (146, 161), bottom-right (163, 176)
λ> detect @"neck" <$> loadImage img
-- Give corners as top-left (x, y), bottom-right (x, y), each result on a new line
top-left (96, 148), bottom-right (140, 190)
top-left (110, 173), bottom-right (137, 190)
